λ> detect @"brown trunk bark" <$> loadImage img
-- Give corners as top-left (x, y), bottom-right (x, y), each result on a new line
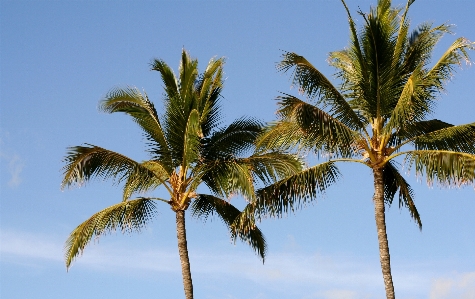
top-left (373, 168), bottom-right (395, 299)
top-left (176, 210), bottom-right (193, 299)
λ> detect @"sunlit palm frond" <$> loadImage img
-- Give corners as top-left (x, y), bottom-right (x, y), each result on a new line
top-left (61, 145), bottom-right (154, 189)
top-left (182, 109), bottom-right (202, 167)
top-left (178, 50), bottom-right (199, 107)
top-left (405, 150), bottom-right (475, 187)
top-left (242, 152), bottom-right (303, 186)
top-left (276, 94), bottom-right (360, 158)
top-left (190, 194), bottom-right (266, 260)
top-left (425, 37), bottom-right (474, 94)
top-left (64, 198), bottom-right (156, 269)
top-left (277, 51), bottom-right (364, 130)
top-left (383, 161), bottom-right (421, 228)
top-left (255, 161), bottom-right (340, 218)
top-left (122, 160), bottom-right (171, 201)
top-left (414, 123), bottom-right (475, 153)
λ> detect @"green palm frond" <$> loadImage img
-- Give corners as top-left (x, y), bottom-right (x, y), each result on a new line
top-left (255, 161), bottom-right (340, 218)
top-left (196, 57), bottom-right (225, 136)
top-left (389, 119), bottom-right (453, 146)
top-left (242, 152), bottom-right (302, 186)
top-left (178, 50), bottom-right (199, 106)
top-left (122, 160), bottom-right (171, 201)
top-left (202, 117), bottom-right (262, 160)
top-left (383, 161), bottom-right (421, 228)
top-left (414, 123), bottom-right (475, 153)
top-left (62, 145), bottom-right (155, 189)
top-left (405, 150), bottom-right (475, 187)
top-left (275, 94), bottom-right (360, 158)
top-left (65, 198), bottom-right (156, 269)
top-left (150, 58), bottom-right (179, 100)
top-left (100, 86), bottom-right (173, 170)
top-left (182, 109), bottom-right (202, 167)
top-left (277, 52), bottom-right (364, 131)
top-left (200, 158), bottom-right (256, 200)
top-left (190, 194), bottom-right (266, 260)
top-left (426, 37), bottom-right (474, 93)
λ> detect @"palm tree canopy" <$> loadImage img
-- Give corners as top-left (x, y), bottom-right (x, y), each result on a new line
top-left (256, 0), bottom-right (475, 227)
top-left (62, 50), bottom-right (302, 268)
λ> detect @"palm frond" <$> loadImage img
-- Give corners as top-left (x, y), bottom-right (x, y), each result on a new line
top-left (61, 145), bottom-right (155, 189)
top-left (150, 58), bottom-right (179, 100)
top-left (190, 194), bottom-right (266, 260)
top-left (182, 109), bottom-right (202, 167)
top-left (122, 160), bottom-right (171, 201)
top-left (405, 150), bottom-right (475, 187)
top-left (277, 52), bottom-right (364, 131)
top-left (383, 161), bottom-right (421, 228)
top-left (100, 86), bottom-right (173, 171)
top-left (389, 119), bottom-right (453, 146)
top-left (255, 161), bottom-right (340, 218)
top-left (414, 123), bottom-right (475, 153)
top-left (202, 117), bottom-right (262, 160)
top-left (425, 37), bottom-right (474, 94)
top-left (275, 94), bottom-right (360, 158)
top-left (64, 198), bottom-right (156, 269)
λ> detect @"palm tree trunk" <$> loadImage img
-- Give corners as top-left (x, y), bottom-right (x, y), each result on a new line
top-left (373, 168), bottom-right (395, 299)
top-left (176, 210), bottom-right (193, 299)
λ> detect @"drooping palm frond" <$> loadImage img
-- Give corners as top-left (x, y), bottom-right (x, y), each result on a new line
top-left (64, 198), bottom-right (156, 269)
top-left (405, 150), bottom-right (475, 187)
top-left (255, 161), bottom-right (340, 218)
top-left (277, 52), bottom-right (365, 131)
top-left (190, 194), bottom-right (266, 260)
top-left (62, 145), bottom-right (156, 189)
top-left (383, 161), bottom-right (421, 228)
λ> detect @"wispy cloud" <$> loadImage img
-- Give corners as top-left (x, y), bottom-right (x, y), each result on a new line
top-left (0, 132), bottom-right (25, 188)
top-left (429, 272), bottom-right (475, 299)
top-left (1, 228), bottom-right (474, 299)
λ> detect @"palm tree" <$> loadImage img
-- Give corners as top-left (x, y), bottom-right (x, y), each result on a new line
top-left (254, 0), bottom-right (475, 298)
top-left (61, 50), bottom-right (301, 299)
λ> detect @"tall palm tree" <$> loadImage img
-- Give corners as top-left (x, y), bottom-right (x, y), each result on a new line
top-left (255, 1), bottom-right (475, 298)
top-left (61, 50), bottom-right (301, 299)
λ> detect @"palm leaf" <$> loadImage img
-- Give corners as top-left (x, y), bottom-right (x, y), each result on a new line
top-left (414, 123), bottom-right (475, 153)
top-left (122, 160), bottom-right (171, 201)
top-left (100, 86), bottom-right (173, 171)
top-left (190, 194), bottom-right (266, 260)
top-left (64, 198), bottom-right (156, 269)
top-left (277, 51), bottom-right (364, 131)
top-left (276, 94), bottom-right (359, 158)
top-left (62, 145), bottom-right (155, 189)
top-left (255, 161), bottom-right (340, 218)
top-left (202, 117), bottom-right (262, 160)
top-left (383, 161), bottom-right (421, 228)
top-left (405, 150), bottom-right (475, 187)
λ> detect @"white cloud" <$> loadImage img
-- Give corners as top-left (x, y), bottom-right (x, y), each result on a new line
top-left (2, 228), bottom-right (473, 299)
top-left (430, 272), bottom-right (475, 299)
top-left (0, 132), bottom-right (25, 188)
top-left (6, 153), bottom-right (24, 187)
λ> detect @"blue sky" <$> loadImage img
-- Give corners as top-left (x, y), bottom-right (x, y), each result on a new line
top-left (1, 0), bottom-right (474, 298)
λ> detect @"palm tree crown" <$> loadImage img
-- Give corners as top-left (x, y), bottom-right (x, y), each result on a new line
top-left (255, 0), bottom-right (474, 298)
top-left (62, 50), bottom-right (301, 299)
